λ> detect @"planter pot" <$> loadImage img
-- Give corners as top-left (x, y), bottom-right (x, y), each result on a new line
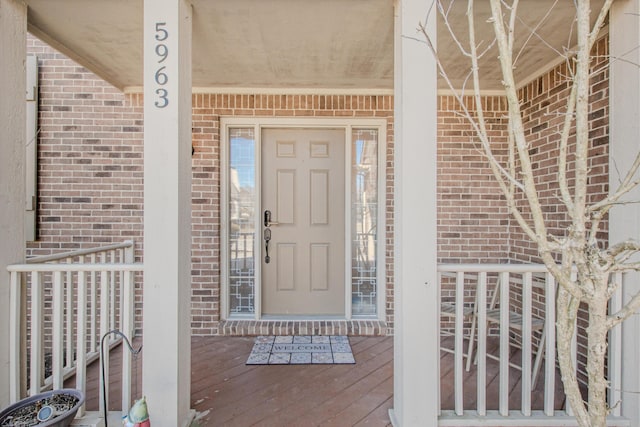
top-left (0, 389), bottom-right (85, 427)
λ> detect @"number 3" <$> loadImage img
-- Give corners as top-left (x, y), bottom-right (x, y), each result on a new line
top-left (155, 88), bottom-right (168, 108)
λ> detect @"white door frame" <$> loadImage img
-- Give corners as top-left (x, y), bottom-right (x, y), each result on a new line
top-left (221, 117), bottom-right (387, 321)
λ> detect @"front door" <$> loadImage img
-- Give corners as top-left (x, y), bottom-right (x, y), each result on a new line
top-left (261, 128), bottom-right (345, 316)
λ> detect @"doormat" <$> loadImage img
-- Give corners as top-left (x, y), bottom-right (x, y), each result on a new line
top-left (246, 335), bottom-right (355, 365)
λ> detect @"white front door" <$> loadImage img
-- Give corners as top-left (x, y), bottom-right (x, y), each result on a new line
top-left (261, 128), bottom-right (345, 316)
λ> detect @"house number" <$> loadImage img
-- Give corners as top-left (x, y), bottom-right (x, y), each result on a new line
top-left (154, 22), bottom-right (169, 108)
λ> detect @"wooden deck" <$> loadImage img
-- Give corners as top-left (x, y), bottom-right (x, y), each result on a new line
top-left (76, 335), bottom-right (567, 426)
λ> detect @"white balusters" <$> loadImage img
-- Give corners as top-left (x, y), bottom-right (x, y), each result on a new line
top-left (110, 250), bottom-right (117, 333)
top-left (609, 271), bottom-right (623, 417)
top-left (121, 263), bottom-right (135, 413)
top-left (29, 271), bottom-right (43, 396)
top-left (99, 252), bottom-right (110, 415)
top-left (7, 240), bottom-right (140, 418)
top-left (498, 271), bottom-right (510, 416)
top-left (454, 271), bottom-right (464, 415)
top-left (566, 268), bottom-right (578, 418)
top-left (437, 264), bottom-right (607, 424)
top-left (521, 271), bottom-right (533, 416)
top-left (76, 267), bottom-right (88, 417)
top-left (543, 272), bottom-right (556, 416)
top-left (65, 257), bottom-right (74, 371)
top-left (476, 272), bottom-right (487, 416)
top-left (52, 271), bottom-right (64, 390)
top-left (90, 253), bottom-right (97, 354)
top-left (9, 271), bottom-right (21, 402)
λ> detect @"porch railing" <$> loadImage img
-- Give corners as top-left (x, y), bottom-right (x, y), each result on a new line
top-left (437, 263), bottom-right (625, 425)
top-left (7, 240), bottom-right (143, 419)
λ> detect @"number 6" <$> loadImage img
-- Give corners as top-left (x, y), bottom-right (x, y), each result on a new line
top-left (155, 66), bottom-right (168, 85)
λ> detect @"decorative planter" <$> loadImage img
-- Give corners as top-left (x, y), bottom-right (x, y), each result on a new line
top-left (0, 389), bottom-right (85, 427)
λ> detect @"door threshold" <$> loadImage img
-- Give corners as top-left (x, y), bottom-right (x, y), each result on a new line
top-left (260, 314), bottom-right (346, 321)
top-left (217, 319), bottom-right (388, 337)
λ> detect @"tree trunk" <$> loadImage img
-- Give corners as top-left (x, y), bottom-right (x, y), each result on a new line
top-left (586, 281), bottom-right (610, 427)
top-left (556, 285), bottom-right (590, 426)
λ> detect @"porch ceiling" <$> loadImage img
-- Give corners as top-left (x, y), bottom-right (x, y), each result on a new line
top-left (24, 0), bottom-right (604, 92)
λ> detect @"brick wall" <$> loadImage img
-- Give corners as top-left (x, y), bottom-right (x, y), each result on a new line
top-left (436, 36), bottom-right (609, 265)
top-left (437, 95), bottom-right (511, 263)
top-left (26, 36), bottom-right (396, 336)
top-left (26, 33), bottom-right (610, 344)
top-left (26, 37), bottom-right (144, 255)
top-left (510, 36), bottom-right (609, 261)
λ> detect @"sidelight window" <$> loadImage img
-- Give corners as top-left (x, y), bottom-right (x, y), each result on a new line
top-left (228, 128), bottom-right (256, 314)
top-left (351, 129), bottom-right (379, 316)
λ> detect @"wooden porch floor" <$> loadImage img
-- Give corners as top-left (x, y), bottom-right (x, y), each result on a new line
top-left (77, 335), bottom-right (566, 426)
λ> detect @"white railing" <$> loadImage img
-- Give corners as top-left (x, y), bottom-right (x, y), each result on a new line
top-left (7, 240), bottom-right (142, 419)
top-left (437, 263), bottom-right (625, 426)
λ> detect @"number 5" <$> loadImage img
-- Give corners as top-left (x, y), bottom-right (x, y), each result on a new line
top-left (155, 22), bottom-right (168, 41)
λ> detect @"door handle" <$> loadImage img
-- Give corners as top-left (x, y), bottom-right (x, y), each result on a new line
top-left (264, 210), bottom-right (278, 264)
top-left (263, 227), bottom-right (271, 264)
top-left (264, 209), bottom-right (279, 227)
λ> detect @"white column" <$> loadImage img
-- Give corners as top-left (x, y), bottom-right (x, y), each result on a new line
top-left (390, 0), bottom-right (438, 425)
top-left (0, 0), bottom-right (26, 408)
top-left (610, 1), bottom-right (640, 425)
top-left (142, 0), bottom-right (193, 425)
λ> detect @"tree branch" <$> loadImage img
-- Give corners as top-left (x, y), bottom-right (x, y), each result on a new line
top-left (589, 150), bottom-right (640, 213)
top-left (608, 290), bottom-right (640, 329)
top-left (489, 0), bottom-right (552, 255)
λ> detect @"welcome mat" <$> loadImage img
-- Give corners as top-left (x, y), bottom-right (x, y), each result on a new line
top-left (246, 335), bottom-right (356, 365)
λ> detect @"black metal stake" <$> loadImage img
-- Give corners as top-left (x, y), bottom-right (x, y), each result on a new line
top-left (100, 330), bottom-right (142, 427)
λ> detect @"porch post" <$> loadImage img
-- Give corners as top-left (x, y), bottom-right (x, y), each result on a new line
top-left (142, 0), bottom-right (193, 425)
top-left (390, 0), bottom-right (438, 425)
top-left (610, 1), bottom-right (640, 425)
top-left (0, 0), bottom-right (26, 408)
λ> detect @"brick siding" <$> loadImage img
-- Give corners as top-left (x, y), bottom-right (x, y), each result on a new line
top-left (437, 95), bottom-right (511, 263)
top-left (437, 36), bottom-right (609, 265)
top-left (26, 36), bottom-right (396, 336)
top-left (26, 32), bottom-right (609, 346)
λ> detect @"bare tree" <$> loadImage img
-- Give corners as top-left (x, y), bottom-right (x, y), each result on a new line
top-left (420, 1), bottom-right (640, 426)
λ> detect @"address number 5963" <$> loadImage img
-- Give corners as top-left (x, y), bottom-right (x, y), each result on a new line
top-left (154, 22), bottom-right (169, 108)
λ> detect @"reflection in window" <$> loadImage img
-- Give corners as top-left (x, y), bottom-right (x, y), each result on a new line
top-left (228, 128), bottom-right (256, 313)
top-left (351, 129), bottom-right (378, 315)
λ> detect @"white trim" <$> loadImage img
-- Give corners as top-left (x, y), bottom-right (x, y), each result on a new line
top-left (219, 125), bottom-right (230, 320)
top-left (376, 124), bottom-right (388, 319)
top-left (438, 411), bottom-right (629, 426)
top-left (437, 88), bottom-right (506, 97)
top-left (25, 54), bottom-right (38, 242)
top-left (254, 123), bottom-right (262, 320)
top-left (344, 127), bottom-right (354, 320)
top-left (142, 0), bottom-right (192, 424)
top-left (392, 0), bottom-right (439, 423)
top-left (124, 86), bottom-right (394, 95)
top-left (610, 2), bottom-right (640, 425)
top-left (220, 117), bottom-right (387, 322)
